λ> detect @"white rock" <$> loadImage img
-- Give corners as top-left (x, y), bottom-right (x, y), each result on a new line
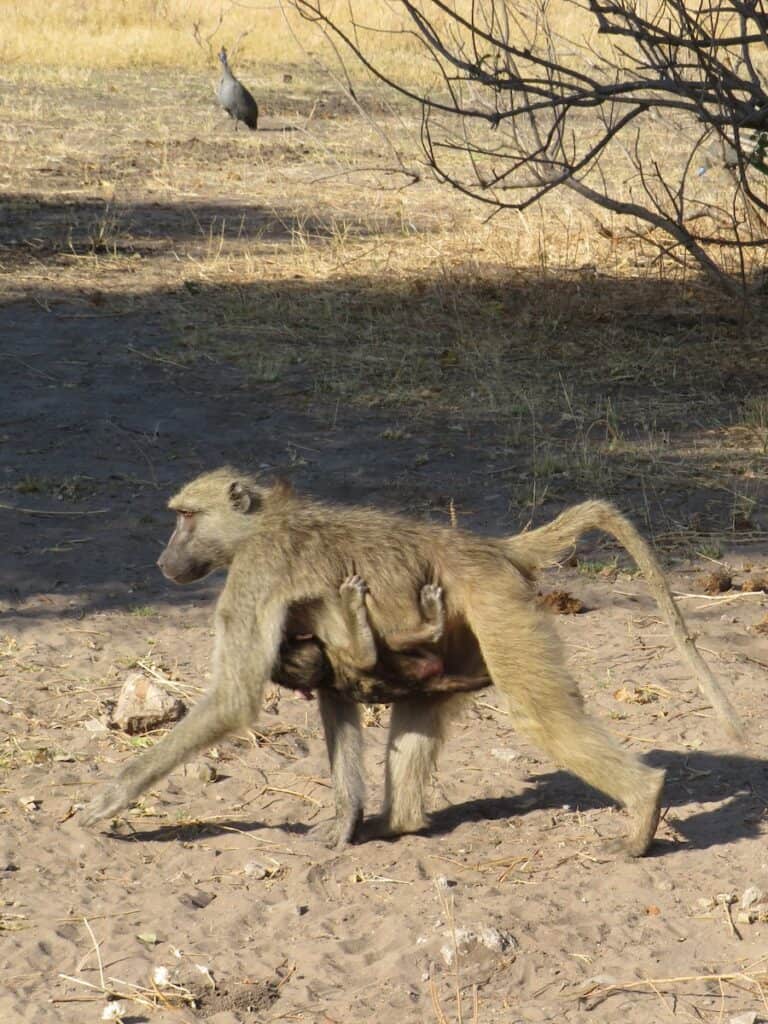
top-left (491, 748), bottom-right (520, 762)
top-left (102, 1003), bottom-right (127, 1021)
top-left (110, 673), bottom-right (186, 735)
top-left (83, 717), bottom-right (109, 735)
top-left (440, 925), bottom-right (516, 966)
top-left (244, 860), bottom-right (268, 880)
top-left (741, 886), bottom-right (763, 910)
top-left (152, 965), bottom-right (170, 987)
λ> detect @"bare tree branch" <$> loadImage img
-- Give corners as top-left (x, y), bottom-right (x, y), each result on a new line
top-left (288, 0), bottom-right (768, 291)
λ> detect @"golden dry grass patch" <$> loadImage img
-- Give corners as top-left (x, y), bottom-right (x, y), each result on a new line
top-left (0, 55), bottom-right (766, 535)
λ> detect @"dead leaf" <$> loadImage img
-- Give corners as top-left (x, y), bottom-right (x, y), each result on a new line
top-left (536, 590), bottom-right (585, 614)
top-left (700, 571), bottom-right (732, 595)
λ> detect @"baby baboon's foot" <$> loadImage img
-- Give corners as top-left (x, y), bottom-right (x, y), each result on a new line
top-left (606, 769), bottom-right (665, 858)
top-left (340, 574), bottom-right (369, 614)
top-left (419, 583), bottom-right (444, 642)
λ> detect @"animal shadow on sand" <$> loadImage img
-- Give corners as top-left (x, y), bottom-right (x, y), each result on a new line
top-left (427, 748), bottom-right (768, 857)
top-left (106, 749), bottom-right (766, 856)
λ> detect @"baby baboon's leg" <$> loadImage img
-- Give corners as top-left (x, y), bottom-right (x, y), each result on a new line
top-left (316, 690), bottom-right (365, 847)
top-left (363, 693), bottom-right (468, 837)
top-left (386, 583), bottom-right (445, 650)
top-left (467, 592), bottom-right (664, 856)
top-left (336, 577), bottom-right (444, 667)
top-left (336, 575), bottom-right (378, 672)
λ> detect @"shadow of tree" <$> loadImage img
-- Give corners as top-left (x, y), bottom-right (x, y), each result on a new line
top-left (0, 194), bottom-right (407, 268)
top-left (1, 261), bottom-right (766, 618)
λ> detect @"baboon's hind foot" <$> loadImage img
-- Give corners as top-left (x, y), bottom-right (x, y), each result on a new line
top-left (311, 806), bottom-right (364, 850)
top-left (355, 812), bottom-right (429, 843)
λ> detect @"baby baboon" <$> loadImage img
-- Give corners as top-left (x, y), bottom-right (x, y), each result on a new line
top-left (274, 575), bottom-right (491, 703)
top-left (82, 469), bottom-right (742, 856)
top-left (273, 573), bottom-right (488, 844)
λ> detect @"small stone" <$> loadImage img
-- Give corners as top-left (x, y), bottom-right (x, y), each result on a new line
top-left (741, 886), bottom-right (763, 910)
top-left (83, 718), bottom-right (109, 735)
top-left (179, 890), bottom-right (216, 910)
top-left (440, 925), bottom-right (516, 966)
top-left (152, 965), bottom-right (171, 987)
top-left (728, 1012), bottom-right (759, 1024)
top-left (491, 748), bottom-right (520, 762)
top-left (110, 673), bottom-right (186, 735)
top-left (244, 861), bottom-right (268, 880)
top-left (102, 1003), bottom-right (127, 1021)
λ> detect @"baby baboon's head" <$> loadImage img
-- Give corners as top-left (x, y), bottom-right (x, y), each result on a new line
top-left (157, 468), bottom-right (265, 584)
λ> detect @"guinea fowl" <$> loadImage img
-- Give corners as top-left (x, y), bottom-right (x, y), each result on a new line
top-left (217, 47), bottom-right (258, 131)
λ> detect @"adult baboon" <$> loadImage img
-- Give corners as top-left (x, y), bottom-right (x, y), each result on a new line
top-left (81, 469), bottom-right (742, 856)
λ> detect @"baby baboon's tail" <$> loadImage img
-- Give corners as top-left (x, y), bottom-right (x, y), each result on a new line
top-left (506, 500), bottom-right (744, 746)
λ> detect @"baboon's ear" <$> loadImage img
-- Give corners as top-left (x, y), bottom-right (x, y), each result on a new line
top-left (228, 480), bottom-right (260, 514)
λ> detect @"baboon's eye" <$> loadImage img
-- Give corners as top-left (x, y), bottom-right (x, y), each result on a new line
top-left (178, 510), bottom-right (195, 520)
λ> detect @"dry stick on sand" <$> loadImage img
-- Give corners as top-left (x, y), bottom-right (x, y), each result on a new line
top-left (432, 880), bottom-right (481, 1024)
top-left (580, 960), bottom-right (768, 1014)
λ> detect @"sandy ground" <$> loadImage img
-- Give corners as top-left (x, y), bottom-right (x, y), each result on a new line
top-left (1, 67), bottom-right (768, 1024)
top-left (1, 299), bottom-right (767, 1023)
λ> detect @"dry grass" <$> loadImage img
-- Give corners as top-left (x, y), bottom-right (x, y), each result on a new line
top-left (0, 43), bottom-right (766, 538)
top-left (0, 0), bottom-right (433, 74)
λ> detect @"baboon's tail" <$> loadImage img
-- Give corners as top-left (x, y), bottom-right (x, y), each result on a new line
top-left (505, 500), bottom-right (744, 746)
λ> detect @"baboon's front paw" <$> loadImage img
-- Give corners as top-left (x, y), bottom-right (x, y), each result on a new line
top-left (340, 574), bottom-right (369, 604)
top-left (605, 780), bottom-right (663, 858)
top-left (80, 784), bottom-right (132, 827)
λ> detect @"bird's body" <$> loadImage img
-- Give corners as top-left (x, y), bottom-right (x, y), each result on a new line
top-left (217, 47), bottom-right (258, 131)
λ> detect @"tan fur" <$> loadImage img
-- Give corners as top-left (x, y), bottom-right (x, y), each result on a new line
top-left (81, 470), bottom-right (741, 857)
top-left (274, 578), bottom-right (490, 705)
top-left (505, 500), bottom-right (743, 744)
